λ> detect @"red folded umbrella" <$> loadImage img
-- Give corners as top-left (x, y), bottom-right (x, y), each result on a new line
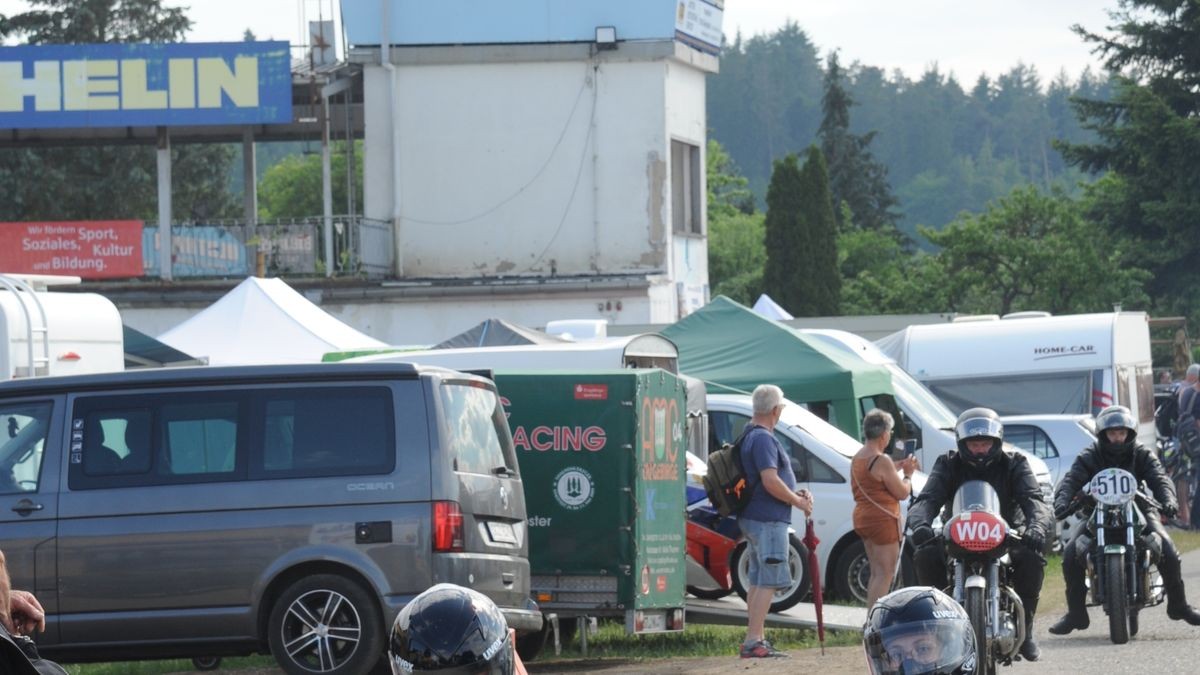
top-left (802, 519), bottom-right (825, 655)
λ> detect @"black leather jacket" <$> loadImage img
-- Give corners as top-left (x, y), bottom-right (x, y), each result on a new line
top-left (1052, 442), bottom-right (1177, 518)
top-left (906, 449), bottom-right (1053, 541)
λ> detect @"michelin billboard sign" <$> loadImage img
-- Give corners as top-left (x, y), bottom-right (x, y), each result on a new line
top-left (0, 42), bottom-right (292, 129)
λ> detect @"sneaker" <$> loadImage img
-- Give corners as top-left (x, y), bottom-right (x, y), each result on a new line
top-left (740, 640), bottom-right (789, 658)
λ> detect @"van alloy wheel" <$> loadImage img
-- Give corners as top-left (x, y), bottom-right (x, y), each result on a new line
top-left (268, 574), bottom-right (385, 675)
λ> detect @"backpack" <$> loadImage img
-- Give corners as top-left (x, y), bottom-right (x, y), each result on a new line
top-left (703, 427), bottom-right (757, 517)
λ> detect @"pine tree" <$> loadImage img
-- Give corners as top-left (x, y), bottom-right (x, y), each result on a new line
top-left (818, 52), bottom-right (901, 235)
top-left (763, 154), bottom-right (806, 312)
top-left (796, 146), bottom-right (841, 315)
top-left (1057, 0), bottom-right (1200, 315)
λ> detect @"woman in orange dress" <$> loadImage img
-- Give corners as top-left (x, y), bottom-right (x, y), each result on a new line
top-left (852, 409), bottom-right (918, 606)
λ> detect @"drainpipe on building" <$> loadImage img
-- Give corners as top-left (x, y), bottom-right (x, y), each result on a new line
top-left (380, 0), bottom-right (403, 277)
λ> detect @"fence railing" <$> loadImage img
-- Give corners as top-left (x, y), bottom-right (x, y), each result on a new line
top-left (144, 216), bottom-right (394, 279)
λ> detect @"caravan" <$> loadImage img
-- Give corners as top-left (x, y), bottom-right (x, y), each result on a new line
top-left (0, 273), bottom-right (124, 379)
top-left (877, 312), bottom-right (1156, 450)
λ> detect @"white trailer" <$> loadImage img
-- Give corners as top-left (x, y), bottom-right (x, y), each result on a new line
top-left (0, 273), bottom-right (124, 379)
top-left (876, 312), bottom-right (1155, 449)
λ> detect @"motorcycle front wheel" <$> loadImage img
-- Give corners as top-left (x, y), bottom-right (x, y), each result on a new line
top-left (1106, 553), bottom-right (1130, 644)
top-left (964, 586), bottom-right (995, 675)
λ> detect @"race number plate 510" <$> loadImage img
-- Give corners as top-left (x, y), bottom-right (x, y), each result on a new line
top-left (1088, 467), bottom-right (1137, 506)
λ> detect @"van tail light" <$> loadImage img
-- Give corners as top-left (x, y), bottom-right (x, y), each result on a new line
top-left (433, 501), bottom-right (465, 552)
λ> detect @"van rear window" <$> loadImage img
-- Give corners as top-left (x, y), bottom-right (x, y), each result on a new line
top-left (438, 382), bottom-right (514, 476)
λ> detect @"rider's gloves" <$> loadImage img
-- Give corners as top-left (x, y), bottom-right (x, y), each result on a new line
top-left (910, 525), bottom-right (936, 548)
top-left (1021, 529), bottom-right (1045, 553)
top-left (1163, 503), bottom-right (1179, 520)
top-left (1053, 504), bottom-right (1070, 521)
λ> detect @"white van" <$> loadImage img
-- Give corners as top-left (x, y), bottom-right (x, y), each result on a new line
top-left (877, 312), bottom-right (1156, 449)
top-left (800, 328), bottom-right (958, 469)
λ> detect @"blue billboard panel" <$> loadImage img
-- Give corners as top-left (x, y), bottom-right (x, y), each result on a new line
top-left (0, 42), bottom-right (292, 129)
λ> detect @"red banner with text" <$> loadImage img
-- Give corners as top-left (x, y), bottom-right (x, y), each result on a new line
top-left (0, 221), bottom-right (144, 279)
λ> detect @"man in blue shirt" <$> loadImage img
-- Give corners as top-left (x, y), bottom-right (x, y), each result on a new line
top-left (737, 384), bottom-right (814, 659)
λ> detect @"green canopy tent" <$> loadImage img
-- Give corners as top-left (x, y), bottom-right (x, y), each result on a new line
top-left (661, 296), bottom-right (897, 440)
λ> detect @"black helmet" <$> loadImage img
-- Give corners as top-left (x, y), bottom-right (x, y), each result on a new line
top-left (954, 407), bottom-right (1003, 470)
top-left (389, 583), bottom-right (515, 675)
top-left (864, 586), bottom-right (977, 674)
top-left (1096, 405), bottom-right (1137, 463)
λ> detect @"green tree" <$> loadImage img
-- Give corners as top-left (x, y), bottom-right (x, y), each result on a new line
top-left (1056, 1), bottom-right (1200, 317)
top-left (921, 186), bottom-right (1149, 314)
top-left (763, 153), bottom-right (805, 311)
top-left (795, 146), bottom-right (841, 315)
top-left (819, 52), bottom-right (900, 234)
top-left (0, 1), bottom-right (239, 223)
top-left (258, 142), bottom-right (365, 219)
top-left (705, 140), bottom-right (763, 304)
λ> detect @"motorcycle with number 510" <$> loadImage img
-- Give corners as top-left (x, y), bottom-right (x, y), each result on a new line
top-left (1062, 466), bottom-right (1165, 644)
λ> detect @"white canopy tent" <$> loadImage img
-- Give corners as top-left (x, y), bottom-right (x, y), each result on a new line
top-left (752, 293), bottom-right (794, 321)
top-left (157, 277), bottom-right (387, 365)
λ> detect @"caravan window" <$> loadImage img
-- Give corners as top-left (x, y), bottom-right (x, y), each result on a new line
top-left (926, 372), bottom-right (1091, 416)
top-left (1135, 366), bottom-right (1155, 425)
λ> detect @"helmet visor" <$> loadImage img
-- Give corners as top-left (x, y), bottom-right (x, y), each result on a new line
top-left (955, 416), bottom-right (1002, 442)
top-left (867, 619), bottom-right (974, 674)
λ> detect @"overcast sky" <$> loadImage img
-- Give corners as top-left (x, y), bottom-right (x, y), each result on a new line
top-left (0, 0), bottom-right (1117, 83)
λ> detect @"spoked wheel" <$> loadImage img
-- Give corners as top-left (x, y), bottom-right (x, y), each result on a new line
top-left (964, 586), bottom-right (995, 675)
top-left (267, 574), bottom-right (385, 675)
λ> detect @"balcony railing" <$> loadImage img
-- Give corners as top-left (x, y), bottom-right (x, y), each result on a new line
top-left (142, 216), bottom-right (394, 279)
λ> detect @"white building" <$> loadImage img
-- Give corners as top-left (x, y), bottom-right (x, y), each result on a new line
top-left (339, 0), bottom-right (722, 337)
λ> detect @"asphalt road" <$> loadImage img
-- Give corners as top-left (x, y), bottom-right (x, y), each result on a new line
top-left (1007, 545), bottom-right (1200, 673)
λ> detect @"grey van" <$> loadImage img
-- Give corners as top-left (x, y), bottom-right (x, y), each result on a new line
top-left (0, 363), bottom-right (539, 674)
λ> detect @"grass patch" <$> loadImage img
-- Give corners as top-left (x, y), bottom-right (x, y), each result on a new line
top-left (531, 620), bottom-right (859, 665)
top-left (67, 656), bottom-right (275, 674)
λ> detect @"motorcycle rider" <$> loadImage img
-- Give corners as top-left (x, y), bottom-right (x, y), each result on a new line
top-left (1048, 405), bottom-right (1200, 634)
top-left (863, 586), bottom-right (978, 675)
top-left (906, 407), bottom-right (1052, 662)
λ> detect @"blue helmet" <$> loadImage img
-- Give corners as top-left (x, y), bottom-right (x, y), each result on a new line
top-left (389, 584), bottom-right (515, 675)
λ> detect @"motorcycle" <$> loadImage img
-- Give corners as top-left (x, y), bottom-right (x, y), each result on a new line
top-left (683, 480), bottom-right (811, 612)
top-left (941, 480), bottom-right (1025, 675)
top-left (1064, 466), bottom-right (1165, 644)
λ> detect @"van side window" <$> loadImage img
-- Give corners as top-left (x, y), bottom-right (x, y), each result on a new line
top-left (72, 392), bottom-right (247, 488)
top-left (0, 402), bottom-right (52, 494)
top-left (256, 387), bottom-right (394, 478)
top-left (82, 408), bottom-right (153, 477)
top-left (162, 401), bottom-right (239, 475)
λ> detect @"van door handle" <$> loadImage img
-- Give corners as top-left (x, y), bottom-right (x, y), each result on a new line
top-left (502, 572), bottom-right (515, 586)
top-left (11, 499), bottom-right (44, 515)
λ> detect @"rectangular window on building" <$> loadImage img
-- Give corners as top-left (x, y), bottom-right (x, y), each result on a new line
top-left (671, 140), bottom-right (703, 235)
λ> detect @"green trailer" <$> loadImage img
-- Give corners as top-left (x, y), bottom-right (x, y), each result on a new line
top-left (495, 369), bottom-right (688, 642)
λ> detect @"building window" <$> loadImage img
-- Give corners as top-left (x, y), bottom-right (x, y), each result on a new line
top-left (671, 140), bottom-right (703, 235)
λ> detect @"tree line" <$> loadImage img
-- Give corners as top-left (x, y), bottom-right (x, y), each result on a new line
top-left (707, 2), bottom-right (1200, 340)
